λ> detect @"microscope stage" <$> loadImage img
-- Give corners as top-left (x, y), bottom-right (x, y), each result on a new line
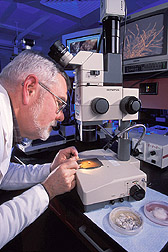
top-left (77, 158), bottom-right (103, 169)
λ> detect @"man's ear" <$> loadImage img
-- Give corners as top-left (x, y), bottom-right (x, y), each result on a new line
top-left (22, 74), bottom-right (39, 105)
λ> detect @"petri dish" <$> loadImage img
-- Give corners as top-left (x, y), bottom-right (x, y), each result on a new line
top-left (109, 207), bottom-right (143, 235)
top-left (144, 201), bottom-right (168, 226)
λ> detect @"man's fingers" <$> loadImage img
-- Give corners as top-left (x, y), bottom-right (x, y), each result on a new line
top-left (62, 159), bottom-right (79, 170)
top-left (71, 179), bottom-right (76, 190)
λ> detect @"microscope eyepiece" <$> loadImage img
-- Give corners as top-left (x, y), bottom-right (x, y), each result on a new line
top-left (48, 40), bottom-right (73, 68)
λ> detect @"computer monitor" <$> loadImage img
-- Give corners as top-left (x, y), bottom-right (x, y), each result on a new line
top-left (62, 27), bottom-right (102, 55)
top-left (120, 2), bottom-right (168, 74)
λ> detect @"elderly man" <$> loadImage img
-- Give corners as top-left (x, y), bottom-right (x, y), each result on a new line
top-left (0, 50), bottom-right (79, 248)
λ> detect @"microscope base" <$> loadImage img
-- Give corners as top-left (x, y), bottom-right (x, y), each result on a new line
top-left (76, 149), bottom-right (147, 212)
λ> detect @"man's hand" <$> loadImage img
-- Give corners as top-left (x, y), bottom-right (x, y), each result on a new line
top-left (42, 159), bottom-right (79, 200)
top-left (50, 146), bottom-right (79, 172)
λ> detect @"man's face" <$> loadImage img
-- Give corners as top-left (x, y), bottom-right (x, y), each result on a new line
top-left (28, 74), bottom-right (67, 140)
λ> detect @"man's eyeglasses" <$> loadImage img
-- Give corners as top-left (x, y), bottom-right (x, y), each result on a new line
top-left (38, 81), bottom-right (67, 114)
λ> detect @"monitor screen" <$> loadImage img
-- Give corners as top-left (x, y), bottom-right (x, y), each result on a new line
top-left (121, 13), bottom-right (165, 60)
top-left (66, 33), bottom-right (100, 55)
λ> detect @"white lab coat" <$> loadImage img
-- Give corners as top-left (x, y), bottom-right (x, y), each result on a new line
top-left (0, 85), bottom-right (51, 248)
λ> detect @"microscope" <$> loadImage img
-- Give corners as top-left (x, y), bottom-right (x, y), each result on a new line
top-left (49, 0), bottom-right (147, 211)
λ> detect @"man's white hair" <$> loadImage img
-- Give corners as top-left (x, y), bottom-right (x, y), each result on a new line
top-left (0, 50), bottom-right (61, 91)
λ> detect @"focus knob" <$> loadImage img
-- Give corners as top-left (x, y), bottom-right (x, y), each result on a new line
top-left (91, 98), bottom-right (109, 114)
top-left (120, 96), bottom-right (141, 114)
top-left (130, 184), bottom-right (145, 201)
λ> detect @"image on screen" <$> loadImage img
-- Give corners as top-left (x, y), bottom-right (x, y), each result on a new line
top-left (120, 14), bottom-right (165, 60)
top-left (66, 34), bottom-right (100, 55)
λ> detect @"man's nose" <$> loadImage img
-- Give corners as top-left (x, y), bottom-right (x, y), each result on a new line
top-left (57, 111), bottom-right (64, 122)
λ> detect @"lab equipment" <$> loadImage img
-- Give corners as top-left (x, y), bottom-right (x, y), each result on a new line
top-left (48, 0), bottom-right (147, 211)
top-left (132, 134), bottom-right (168, 169)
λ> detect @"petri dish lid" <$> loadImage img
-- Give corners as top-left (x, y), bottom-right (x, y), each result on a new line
top-left (144, 201), bottom-right (168, 226)
top-left (109, 207), bottom-right (143, 235)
